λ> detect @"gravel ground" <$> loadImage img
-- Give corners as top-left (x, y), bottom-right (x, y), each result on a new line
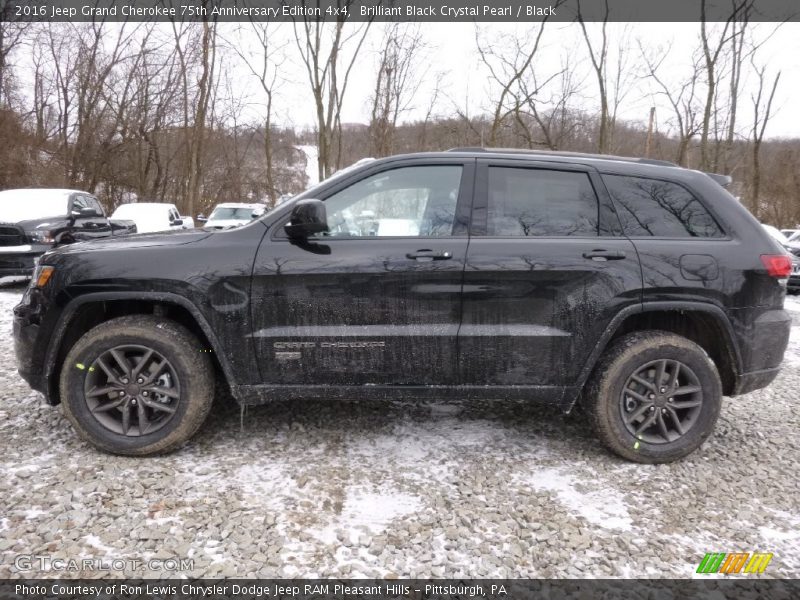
top-left (1, 278), bottom-right (799, 579)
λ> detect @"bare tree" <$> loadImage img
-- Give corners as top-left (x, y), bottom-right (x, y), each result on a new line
top-left (475, 23), bottom-right (549, 146)
top-left (640, 41), bottom-right (703, 166)
top-left (749, 61), bottom-right (780, 217)
top-left (228, 21), bottom-right (287, 203)
top-left (293, 1), bottom-right (371, 179)
top-left (368, 23), bottom-right (426, 157)
top-left (576, 0), bottom-right (611, 153)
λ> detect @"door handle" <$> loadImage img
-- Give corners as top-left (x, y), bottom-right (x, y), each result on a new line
top-left (406, 249), bottom-right (453, 261)
top-left (582, 249), bottom-right (626, 261)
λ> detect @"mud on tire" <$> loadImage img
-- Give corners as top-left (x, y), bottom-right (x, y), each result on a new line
top-left (585, 330), bottom-right (722, 464)
top-left (59, 315), bottom-right (214, 456)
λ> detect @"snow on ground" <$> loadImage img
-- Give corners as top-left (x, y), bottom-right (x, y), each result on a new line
top-left (296, 145), bottom-right (319, 188)
top-left (1, 278), bottom-right (799, 578)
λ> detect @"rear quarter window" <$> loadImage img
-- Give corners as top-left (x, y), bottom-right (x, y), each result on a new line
top-left (602, 174), bottom-right (724, 238)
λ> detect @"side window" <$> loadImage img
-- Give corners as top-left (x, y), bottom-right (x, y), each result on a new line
top-left (71, 195), bottom-right (90, 212)
top-left (88, 197), bottom-right (104, 215)
top-left (318, 165), bottom-right (463, 238)
top-left (486, 167), bottom-right (599, 236)
top-left (602, 175), bottom-right (724, 238)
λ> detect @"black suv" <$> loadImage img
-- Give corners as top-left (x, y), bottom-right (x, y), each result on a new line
top-left (13, 150), bottom-right (793, 462)
top-left (0, 188), bottom-right (137, 277)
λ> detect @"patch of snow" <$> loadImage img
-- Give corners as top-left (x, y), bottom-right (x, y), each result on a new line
top-left (309, 486), bottom-right (422, 545)
top-left (524, 467), bottom-right (633, 530)
top-left (84, 534), bottom-right (117, 558)
top-left (296, 145), bottom-right (319, 187)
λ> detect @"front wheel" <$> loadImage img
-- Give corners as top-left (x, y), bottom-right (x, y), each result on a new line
top-left (585, 331), bottom-right (722, 463)
top-left (60, 315), bottom-right (214, 455)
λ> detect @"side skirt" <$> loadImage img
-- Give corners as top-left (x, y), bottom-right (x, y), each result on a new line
top-left (232, 384), bottom-right (568, 406)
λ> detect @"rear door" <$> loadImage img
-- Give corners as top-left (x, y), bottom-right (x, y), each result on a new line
top-left (250, 158), bottom-right (475, 386)
top-left (460, 159), bottom-right (642, 390)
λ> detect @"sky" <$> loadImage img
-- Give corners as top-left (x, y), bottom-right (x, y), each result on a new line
top-left (219, 20), bottom-right (800, 140)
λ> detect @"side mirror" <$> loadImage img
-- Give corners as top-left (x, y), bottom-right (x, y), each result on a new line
top-left (284, 199), bottom-right (328, 239)
top-left (251, 209), bottom-right (265, 219)
top-left (71, 207), bottom-right (101, 219)
top-left (172, 218), bottom-right (183, 227)
top-left (196, 214), bottom-right (208, 223)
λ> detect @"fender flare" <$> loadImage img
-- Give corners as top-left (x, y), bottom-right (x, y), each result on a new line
top-left (43, 291), bottom-right (238, 402)
top-left (563, 300), bottom-right (742, 411)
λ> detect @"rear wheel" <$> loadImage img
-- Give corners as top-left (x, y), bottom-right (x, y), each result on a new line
top-left (585, 331), bottom-right (722, 463)
top-left (60, 316), bottom-right (214, 455)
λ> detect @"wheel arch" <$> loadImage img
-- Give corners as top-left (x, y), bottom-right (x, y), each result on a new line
top-left (565, 302), bottom-right (742, 411)
top-left (44, 292), bottom-right (237, 406)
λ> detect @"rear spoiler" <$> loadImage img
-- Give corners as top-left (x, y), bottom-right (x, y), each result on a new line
top-left (705, 172), bottom-right (733, 188)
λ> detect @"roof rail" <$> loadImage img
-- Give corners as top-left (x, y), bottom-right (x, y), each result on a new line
top-left (446, 147), bottom-right (678, 167)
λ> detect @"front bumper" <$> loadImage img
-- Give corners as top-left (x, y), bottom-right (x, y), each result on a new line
top-left (13, 287), bottom-right (53, 401)
top-left (0, 244), bottom-right (48, 277)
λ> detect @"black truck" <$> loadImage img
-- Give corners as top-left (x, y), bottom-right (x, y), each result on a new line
top-left (12, 150), bottom-right (793, 462)
top-left (0, 188), bottom-right (136, 278)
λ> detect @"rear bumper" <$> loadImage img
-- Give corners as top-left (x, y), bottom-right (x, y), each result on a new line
top-left (732, 367), bottom-right (782, 396)
top-left (728, 307), bottom-right (791, 396)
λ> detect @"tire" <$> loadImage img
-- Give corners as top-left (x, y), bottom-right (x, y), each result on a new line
top-left (59, 315), bottom-right (214, 456)
top-left (585, 330), bottom-right (722, 464)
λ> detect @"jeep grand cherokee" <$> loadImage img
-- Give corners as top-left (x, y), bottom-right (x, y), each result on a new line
top-left (13, 149), bottom-right (793, 462)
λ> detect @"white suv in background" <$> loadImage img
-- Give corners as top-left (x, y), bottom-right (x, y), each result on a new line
top-left (203, 203), bottom-right (266, 230)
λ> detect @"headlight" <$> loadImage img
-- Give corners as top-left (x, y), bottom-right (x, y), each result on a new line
top-left (26, 229), bottom-right (54, 243)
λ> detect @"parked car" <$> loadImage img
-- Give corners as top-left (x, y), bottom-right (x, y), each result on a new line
top-left (203, 203), bottom-right (266, 230)
top-left (789, 253), bottom-right (800, 295)
top-left (0, 188), bottom-right (136, 277)
top-left (110, 202), bottom-right (186, 234)
top-left (13, 149), bottom-right (792, 462)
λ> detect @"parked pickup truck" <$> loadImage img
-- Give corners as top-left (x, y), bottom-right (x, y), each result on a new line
top-left (0, 188), bottom-right (136, 277)
top-left (12, 150), bottom-right (792, 462)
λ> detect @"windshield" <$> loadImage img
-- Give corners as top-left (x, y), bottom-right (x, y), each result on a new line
top-left (209, 207), bottom-right (256, 220)
top-left (0, 189), bottom-right (70, 221)
top-left (789, 231), bottom-right (800, 242)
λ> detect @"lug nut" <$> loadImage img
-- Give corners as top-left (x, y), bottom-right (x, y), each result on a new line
top-left (668, 398), bottom-right (674, 402)
top-left (649, 394), bottom-right (655, 399)
top-left (142, 391), bottom-right (148, 397)
top-left (131, 399), bottom-right (137, 405)
top-left (660, 387), bottom-right (666, 393)
top-left (137, 378), bottom-right (143, 384)
top-left (121, 378), bottom-right (128, 384)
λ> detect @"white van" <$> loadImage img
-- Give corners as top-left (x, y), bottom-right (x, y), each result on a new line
top-left (111, 203), bottom-right (187, 234)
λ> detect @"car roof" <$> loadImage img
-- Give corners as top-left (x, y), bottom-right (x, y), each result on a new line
top-left (0, 188), bottom-right (87, 198)
top-left (362, 149), bottom-right (731, 188)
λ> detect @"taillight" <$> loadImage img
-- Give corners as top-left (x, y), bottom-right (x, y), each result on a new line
top-left (760, 254), bottom-right (792, 278)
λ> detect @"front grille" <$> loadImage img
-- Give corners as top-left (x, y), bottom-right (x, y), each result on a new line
top-left (0, 223), bottom-right (25, 247)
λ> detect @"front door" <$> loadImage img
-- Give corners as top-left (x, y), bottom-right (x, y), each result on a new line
top-left (460, 159), bottom-right (642, 391)
top-left (67, 194), bottom-right (112, 242)
top-left (250, 159), bottom-right (475, 386)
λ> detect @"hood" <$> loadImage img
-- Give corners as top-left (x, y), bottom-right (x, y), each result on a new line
top-left (50, 228), bottom-right (212, 255)
top-left (204, 219), bottom-right (250, 229)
